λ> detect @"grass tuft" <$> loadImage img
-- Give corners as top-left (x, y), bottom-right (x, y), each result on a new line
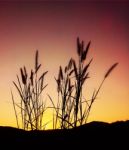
top-left (12, 38), bottom-right (118, 130)
top-left (12, 50), bottom-right (48, 130)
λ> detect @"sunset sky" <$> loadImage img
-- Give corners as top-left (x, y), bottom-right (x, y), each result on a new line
top-left (0, 1), bottom-right (129, 129)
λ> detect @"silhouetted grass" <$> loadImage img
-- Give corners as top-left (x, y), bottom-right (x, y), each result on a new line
top-left (12, 50), bottom-right (48, 130)
top-left (49, 37), bottom-right (118, 129)
top-left (12, 38), bottom-right (118, 130)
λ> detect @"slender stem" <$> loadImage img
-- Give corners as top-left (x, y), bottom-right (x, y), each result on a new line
top-left (11, 90), bottom-right (19, 129)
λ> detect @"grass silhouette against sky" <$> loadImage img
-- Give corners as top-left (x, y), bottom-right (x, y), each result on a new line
top-left (0, 1), bottom-right (129, 129)
top-left (12, 38), bottom-right (118, 130)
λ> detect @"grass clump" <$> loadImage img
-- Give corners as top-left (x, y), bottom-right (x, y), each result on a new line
top-left (12, 37), bottom-right (118, 130)
top-left (12, 50), bottom-right (48, 130)
top-left (49, 37), bottom-right (118, 129)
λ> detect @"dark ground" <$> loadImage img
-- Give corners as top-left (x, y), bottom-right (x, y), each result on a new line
top-left (0, 121), bottom-right (129, 149)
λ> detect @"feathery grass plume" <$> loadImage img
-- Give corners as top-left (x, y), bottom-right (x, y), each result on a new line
top-left (77, 37), bottom-right (82, 56)
top-left (20, 68), bottom-right (26, 85)
top-left (35, 50), bottom-right (39, 71)
top-left (81, 41), bottom-right (91, 62)
top-left (24, 66), bottom-right (28, 79)
top-left (59, 66), bottom-right (63, 80)
top-left (12, 50), bottom-right (48, 130)
top-left (104, 63), bottom-right (118, 79)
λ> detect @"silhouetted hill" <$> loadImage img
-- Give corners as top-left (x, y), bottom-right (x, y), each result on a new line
top-left (0, 121), bottom-right (129, 149)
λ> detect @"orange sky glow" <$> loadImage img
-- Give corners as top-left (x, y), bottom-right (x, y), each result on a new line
top-left (0, 1), bottom-right (129, 129)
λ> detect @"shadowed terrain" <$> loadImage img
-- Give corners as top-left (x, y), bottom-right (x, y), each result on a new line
top-left (0, 121), bottom-right (129, 149)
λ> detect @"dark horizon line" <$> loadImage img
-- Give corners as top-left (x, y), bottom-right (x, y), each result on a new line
top-left (1, 119), bottom-right (129, 129)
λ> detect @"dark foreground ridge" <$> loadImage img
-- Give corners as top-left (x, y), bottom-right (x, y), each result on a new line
top-left (0, 121), bottom-right (129, 149)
